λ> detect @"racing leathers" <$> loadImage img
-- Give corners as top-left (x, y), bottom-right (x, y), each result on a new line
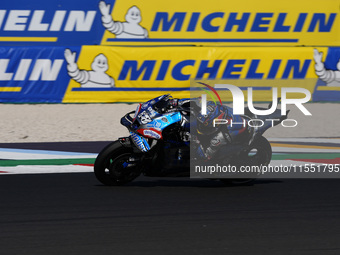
top-left (165, 97), bottom-right (251, 161)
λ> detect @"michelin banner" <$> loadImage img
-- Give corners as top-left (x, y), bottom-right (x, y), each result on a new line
top-left (1, 0), bottom-right (339, 46)
top-left (0, 46), bottom-right (339, 103)
top-left (100, 0), bottom-right (340, 46)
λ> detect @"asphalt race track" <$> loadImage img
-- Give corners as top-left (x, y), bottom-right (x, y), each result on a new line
top-left (1, 142), bottom-right (340, 255)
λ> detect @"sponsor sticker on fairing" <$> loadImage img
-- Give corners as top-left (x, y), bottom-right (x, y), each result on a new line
top-left (143, 129), bottom-right (161, 139)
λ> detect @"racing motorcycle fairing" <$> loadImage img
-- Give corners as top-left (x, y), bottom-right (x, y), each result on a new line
top-left (136, 112), bottom-right (182, 139)
top-left (130, 131), bottom-right (151, 152)
top-left (127, 94), bottom-right (183, 143)
top-left (134, 94), bottom-right (171, 125)
top-left (120, 111), bottom-right (135, 128)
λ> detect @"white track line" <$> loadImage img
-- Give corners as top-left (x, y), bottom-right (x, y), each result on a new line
top-left (0, 148), bottom-right (97, 160)
top-left (0, 165), bottom-right (93, 175)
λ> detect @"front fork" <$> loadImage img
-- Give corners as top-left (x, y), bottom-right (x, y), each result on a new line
top-left (118, 136), bottom-right (155, 170)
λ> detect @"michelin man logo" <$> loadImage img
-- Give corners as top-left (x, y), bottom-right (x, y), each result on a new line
top-left (64, 49), bottom-right (115, 88)
top-left (99, 1), bottom-right (148, 39)
top-left (314, 49), bottom-right (340, 87)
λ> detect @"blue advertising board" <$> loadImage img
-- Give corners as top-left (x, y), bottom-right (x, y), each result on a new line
top-left (0, 0), bottom-right (111, 46)
top-left (0, 46), bottom-right (80, 102)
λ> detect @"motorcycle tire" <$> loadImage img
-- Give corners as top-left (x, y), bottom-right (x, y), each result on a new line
top-left (220, 135), bottom-right (272, 186)
top-left (94, 141), bottom-right (141, 186)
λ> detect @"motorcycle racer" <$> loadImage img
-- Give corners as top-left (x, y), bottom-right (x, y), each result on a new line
top-left (194, 101), bottom-right (252, 160)
top-left (95, 94), bottom-right (277, 185)
top-left (154, 95), bottom-right (252, 160)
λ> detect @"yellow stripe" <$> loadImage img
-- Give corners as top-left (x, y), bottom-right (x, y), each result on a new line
top-left (0, 87), bottom-right (22, 92)
top-left (270, 143), bottom-right (340, 150)
top-left (0, 37), bottom-right (58, 42)
top-left (317, 86), bottom-right (340, 91)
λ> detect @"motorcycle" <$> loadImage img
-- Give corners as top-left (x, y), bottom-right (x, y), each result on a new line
top-left (94, 94), bottom-right (288, 186)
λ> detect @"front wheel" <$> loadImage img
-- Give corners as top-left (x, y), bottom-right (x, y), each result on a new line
top-left (94, 141), bottom-right (141, 186)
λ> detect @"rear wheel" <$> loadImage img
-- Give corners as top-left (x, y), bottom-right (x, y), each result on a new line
top-left (94, 141), bottom-right (141, 186)
top-left (241, 135), bottom-right (272, 166)
top-left (220, 136), bottom-right (272, 185)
